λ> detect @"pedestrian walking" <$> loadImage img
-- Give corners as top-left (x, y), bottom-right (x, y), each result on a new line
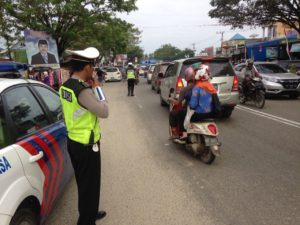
top-left (126, 62), bottom-right (136, 96)
top-left (59, 47), bottom-right (109, 225)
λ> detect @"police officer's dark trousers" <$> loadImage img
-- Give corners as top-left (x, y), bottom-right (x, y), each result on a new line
top-left (67, 138), bottom-right (101, 225)
top-left (127, 78), bottom-right (135, 95)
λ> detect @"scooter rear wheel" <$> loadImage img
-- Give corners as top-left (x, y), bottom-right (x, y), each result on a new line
top-left (199, 147), bottom-right (215, 164)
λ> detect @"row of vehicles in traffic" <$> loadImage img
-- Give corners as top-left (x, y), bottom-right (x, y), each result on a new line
top-left (144, 57), bottom-right (300, 164)
top-left (147, 58), bottom-right (300, 115)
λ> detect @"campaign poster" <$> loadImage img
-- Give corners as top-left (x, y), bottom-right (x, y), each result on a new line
top-left (24, 30), bottom-right (60, 68)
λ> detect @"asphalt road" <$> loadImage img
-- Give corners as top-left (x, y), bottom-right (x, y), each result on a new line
top-left (46, 78), bottom-right (300, 225)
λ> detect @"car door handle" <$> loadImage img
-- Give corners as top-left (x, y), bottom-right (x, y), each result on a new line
top-left (29, 151), bottom-right (44, 163)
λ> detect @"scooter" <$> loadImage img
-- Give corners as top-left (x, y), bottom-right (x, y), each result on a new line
top-left (169, 104), bottom-right (221, 164)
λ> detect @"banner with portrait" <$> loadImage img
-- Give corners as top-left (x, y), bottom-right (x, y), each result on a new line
top-left (24, 30), bottom-right (61, 90)
top-left (24, 30), bottom-right (60, 68)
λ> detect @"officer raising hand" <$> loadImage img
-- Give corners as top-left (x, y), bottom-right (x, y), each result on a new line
top-left (59, 47), bottom-right (108, 225)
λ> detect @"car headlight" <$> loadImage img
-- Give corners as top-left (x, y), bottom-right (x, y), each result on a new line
top-left (264, 77), bottom-right (278, 83)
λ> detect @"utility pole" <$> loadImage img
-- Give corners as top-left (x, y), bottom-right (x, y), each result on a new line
top-left (217, 31), bottom-right (225, 55)
top-left (191, 43), bottom-right (196, 55)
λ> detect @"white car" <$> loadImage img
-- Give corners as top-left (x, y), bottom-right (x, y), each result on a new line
top-left (0, 78), bottom-right (73, 225)
top-left (147, 64), bottom-right (156, 84)
top-left (103, 67), bottom-right (122, 82)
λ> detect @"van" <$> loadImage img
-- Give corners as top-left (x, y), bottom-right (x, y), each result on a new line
top-left (160, 57), bottom-right (239, 118)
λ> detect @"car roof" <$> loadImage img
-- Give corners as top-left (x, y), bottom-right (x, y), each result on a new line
top-left (254, 62), bottom-right (279, 65)
top-left (235, 62), bottom-right (282, 66)
top-left (174, 56), bottom-right (230, 64)
top-left (0, 78), bottom-right (42, 93)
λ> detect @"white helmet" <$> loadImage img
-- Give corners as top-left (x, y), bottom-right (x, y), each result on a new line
top-left (195, 64), bottom-right (210, 81)
top-left (128, 62), bottom-right (133, 66)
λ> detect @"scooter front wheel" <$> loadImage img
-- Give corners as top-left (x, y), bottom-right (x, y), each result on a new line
top-left (199, 147), bottom-right (216, 164)
top-left (239, 92), bottom-right (246, 104)
top-left (255, 91), bottom-right (265, 108)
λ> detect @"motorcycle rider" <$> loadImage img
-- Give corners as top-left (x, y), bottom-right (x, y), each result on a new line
top-left (188, 64), bottom-right (217, 123)
top-left (241, 59), bottom-right (260, 95)
top-left (168, 67), bottom-right (195, 139)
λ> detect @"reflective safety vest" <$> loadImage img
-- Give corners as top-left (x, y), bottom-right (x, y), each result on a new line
top-left (127, 69), bottom-right (135, 79)
top-left (59, 79), bottom-right (100, 145)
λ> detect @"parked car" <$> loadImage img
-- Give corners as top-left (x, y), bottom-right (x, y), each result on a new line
top-left (0, 78), bottom-right (74, 225)
top-left (103, 66), bottom-right (122, 82)
top-left (234, 62), bottom-right (300, 98)
top-left (0, 61), bottom-right (27, 78)
top-left (151, 62), bottom-right (171, 94)
top-left (147, 64), bottom-right (156, 84)
top-left (160, 57), bottom-right (239, 118)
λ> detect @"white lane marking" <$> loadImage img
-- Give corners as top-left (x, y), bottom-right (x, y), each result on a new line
top-left (236, 105), bottom-right (300, 129)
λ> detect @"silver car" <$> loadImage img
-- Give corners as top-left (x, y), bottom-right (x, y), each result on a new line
top-left (234, 62), bottom-right (300, 99)
top-left (160, 57), bottom-right (239, 118)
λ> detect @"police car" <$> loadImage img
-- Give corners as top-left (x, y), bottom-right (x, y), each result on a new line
top-left (0, 78), bottom-right (73, 225)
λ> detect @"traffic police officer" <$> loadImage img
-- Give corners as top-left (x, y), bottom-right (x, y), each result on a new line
top-left (59, 47), bottom-right (109, 225)
top-left (126, 62), bottom-right (136, 96)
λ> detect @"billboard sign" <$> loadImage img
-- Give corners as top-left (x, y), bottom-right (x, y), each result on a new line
top-left (24, 30), bottom-right (60, 68)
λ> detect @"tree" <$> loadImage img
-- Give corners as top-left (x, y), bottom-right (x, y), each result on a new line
top-left (153, 45), bottom-right (195, 61)
top-left (0, 4), bottom-right (21, 59)
top-left (0, 0), bottom-right (137, 56)
top-left (209, 0), bottom-right (300, 34)
top-left (71, 18), bottom-right (141, 60)
top-left (126, 45), bottom-right (144, 63)
top-left (177, 48), bottom-right (195, 59)
top-left (154, 44), bottom-right (182, 61)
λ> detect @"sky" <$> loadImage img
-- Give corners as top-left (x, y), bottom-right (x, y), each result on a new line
top-left (118, 0), bottom-right (262, 54)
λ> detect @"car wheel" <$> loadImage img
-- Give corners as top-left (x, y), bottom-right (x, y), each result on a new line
top-left (10, 208), bottom-right (38, 225)
top-left (160, 94), bottom-right (168, 107)
top-left (222, 107), bottom-right (233, 118)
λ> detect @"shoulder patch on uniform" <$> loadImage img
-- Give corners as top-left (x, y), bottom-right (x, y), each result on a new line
top-left (62, 89), bottom-right (72, 102)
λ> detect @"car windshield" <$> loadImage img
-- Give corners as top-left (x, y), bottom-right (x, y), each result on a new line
top-left (104, 67), bottom-right (118, 72)
top-left (255, 64), bottom-right (287, 74)
top-left (181, 60), bottom-right (235, 78)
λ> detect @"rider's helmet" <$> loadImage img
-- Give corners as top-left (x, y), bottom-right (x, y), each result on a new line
top-left (246, 59), bottom-right (254, 68)
top-left (195, 64), bottom-right (210, 81)
top-left (184, 67), bottom-right (195, 83)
